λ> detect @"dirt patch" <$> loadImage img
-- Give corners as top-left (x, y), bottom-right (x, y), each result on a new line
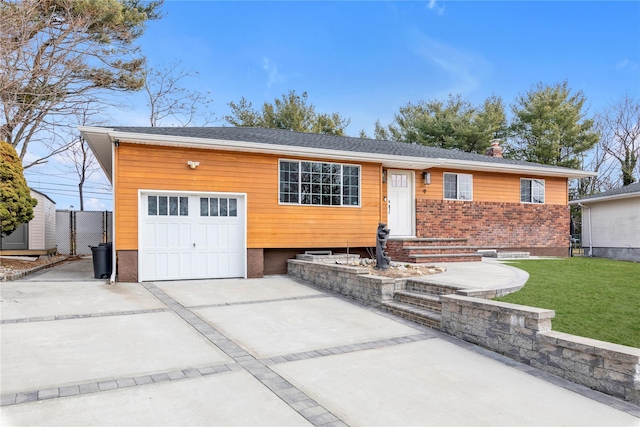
top-left (367, 264), bottom-right (445, 278)
top-left (0, 255), bottom-right (69, 278)
top-left (337, 259), bottom-right (445, 278)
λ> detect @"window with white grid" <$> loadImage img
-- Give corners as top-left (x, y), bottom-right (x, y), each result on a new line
top-left (279, 160), bottom-right (360, 206)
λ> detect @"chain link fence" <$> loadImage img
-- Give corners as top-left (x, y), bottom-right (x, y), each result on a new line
top-left (56, 210), bottom-right (113, 255)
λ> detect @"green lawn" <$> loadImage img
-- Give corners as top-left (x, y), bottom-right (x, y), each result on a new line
top-left (494, 257), bottom-right (640, 348)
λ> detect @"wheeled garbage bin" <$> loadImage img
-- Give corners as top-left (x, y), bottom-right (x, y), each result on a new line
top-left (90, 243), bottom-right (112, 279)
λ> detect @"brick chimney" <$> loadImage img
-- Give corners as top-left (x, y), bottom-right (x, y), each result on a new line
top-left (486, 139), bottom-right (503, 158)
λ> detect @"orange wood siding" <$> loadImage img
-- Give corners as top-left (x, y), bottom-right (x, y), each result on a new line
top-left (115, 143), bottom-right (383, 250)
top-left (413, 168), bottom-right (568, 205)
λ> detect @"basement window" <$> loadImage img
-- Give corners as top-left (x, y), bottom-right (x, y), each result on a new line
top-left (443, 173), bottom-right (473, 201)
top-left (520, 179), bottom-right (545, 204)
top-left (279, 160), bottom-right (360, 207)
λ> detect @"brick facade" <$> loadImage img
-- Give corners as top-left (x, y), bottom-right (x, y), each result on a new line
top-left (415, 199), bottom-right (570, 256)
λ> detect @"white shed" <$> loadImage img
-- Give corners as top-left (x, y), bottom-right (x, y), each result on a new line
top-left (569, 182), bottom-right (640, 262)
top-left (0, 189), bottom-right (57, 254)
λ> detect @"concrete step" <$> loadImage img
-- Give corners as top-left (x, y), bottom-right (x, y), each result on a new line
top-left (404, 245), bottom-right (482, 251)
top-left (409, 253), bottom-right (482, 263)
top-left (393, 290), bottom-right (441, 312)
top-left (396, 238), bottom-right (468, 247)
top-left (404, 247), bottom-right (479, 256)
top-left (381, 301), bottom-right (441, 329)
top-left (481, 251), bottom-right (530, 259)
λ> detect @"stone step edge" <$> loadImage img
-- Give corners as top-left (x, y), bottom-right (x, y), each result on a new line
top-left (390, 238), bottom-right (467, 243)
top-left (403, 245), bottom-right (483, 250)
top-left (381, 301), bottom-right (442, 322)
top-left (404, 279), bottom-right (466, 292)
top-left (482, 252), bottom-right (531, 258)
top-left (393, 290), bottom-right (441, 303)
top-left (409, 253), bottom-right (481, 259)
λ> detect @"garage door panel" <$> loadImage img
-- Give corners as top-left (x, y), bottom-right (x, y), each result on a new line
top-left (145, 223), bottom-right (157, 248)
top-left (229, 223), bottom-right (241, 247)
top-left (179, 223), bottom-right (191, 248)
top-left (157, 253), bottom-right (169, 278)
top-left (157, 223), bottom-right (168, 249)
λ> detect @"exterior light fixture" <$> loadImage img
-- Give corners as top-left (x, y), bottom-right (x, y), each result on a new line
top-left (187, 161), bottom-right (200, 169)
top-left (382, 169), bottom-right (387, 183)
top-left (422, 171), bottom-right (431, 185)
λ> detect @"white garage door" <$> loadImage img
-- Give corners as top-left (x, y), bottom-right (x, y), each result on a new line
top-left (139, 192), bottom-right (246, 281)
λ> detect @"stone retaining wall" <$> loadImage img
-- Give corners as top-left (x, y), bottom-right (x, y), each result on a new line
top-left (441, 294), bottom-right (640, 405)
top-left (287, 259), bottom-right (397, 307)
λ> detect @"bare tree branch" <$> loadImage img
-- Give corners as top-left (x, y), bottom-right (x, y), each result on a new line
top-left (144, 61), bottom-right (217, 127)
top-left (596, 94), bottom-right (640, 186)
top-left (0, 0), bottom-right (162, 167)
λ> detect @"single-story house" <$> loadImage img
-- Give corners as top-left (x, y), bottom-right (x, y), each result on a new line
top-left (569, 182), bottom-right (640, 261)
top-left (80, 126), bottom-right (595, 282)
top-left (0, 189), bottom-right (57, 255)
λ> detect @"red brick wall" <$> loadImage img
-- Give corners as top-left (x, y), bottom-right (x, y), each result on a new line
top-left (416, 200), bottom-right (570, 255)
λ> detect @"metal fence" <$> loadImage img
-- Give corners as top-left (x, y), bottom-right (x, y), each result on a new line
top-left (56, 210), bottom-right (113, 255)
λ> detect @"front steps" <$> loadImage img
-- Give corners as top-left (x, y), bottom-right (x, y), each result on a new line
top-left (387, 238), bottom-right (482, 264)
top-left (381, 279), bottom-right (465, 329)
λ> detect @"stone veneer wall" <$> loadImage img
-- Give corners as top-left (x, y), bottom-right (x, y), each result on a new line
top-left (287, 259), bottom-right (397, 307)
top-left (440, 295), bottom-right (640, 405)
top-left (416, 200), bottom-right (570, 256)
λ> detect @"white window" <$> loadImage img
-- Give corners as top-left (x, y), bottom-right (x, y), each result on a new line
top-left (147, 195), bottom-right (188, 216)
top-left (279, 160), bottom-right (360, 206)
top-left (521, 179), bottom-right (545, 204)
top-left (443, 173), bottom-right (473, 201)
top-left (200, 197), bottom-right (238, 217)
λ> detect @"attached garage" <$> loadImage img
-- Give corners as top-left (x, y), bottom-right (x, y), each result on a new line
top-left (138, 191), bottom-right (246, 281)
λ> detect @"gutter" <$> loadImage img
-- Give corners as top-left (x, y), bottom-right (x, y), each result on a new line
top-left (109, 140), bottom-right (117, 284)
top-left (578, 203), bottom-right (592, 257)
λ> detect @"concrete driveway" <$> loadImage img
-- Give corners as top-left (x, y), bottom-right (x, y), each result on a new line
top-left (1, 259), bottom-right (638, 426)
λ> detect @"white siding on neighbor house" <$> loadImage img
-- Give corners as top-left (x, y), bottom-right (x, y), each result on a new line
top-left (28, 192), bottom-right (45, 250)
top-left (582, 197), bottom-right (640, 249)
top-left (27, 190), bottom-right (57, 250)
top-left (44, 197), bottom-right (56, 249)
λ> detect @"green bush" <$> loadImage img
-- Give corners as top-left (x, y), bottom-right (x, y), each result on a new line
top-left (1, 141), bottom-right (37, 236)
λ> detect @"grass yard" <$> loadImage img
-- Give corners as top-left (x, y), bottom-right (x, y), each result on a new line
top-left (495, 257), bottom-right (640, 348)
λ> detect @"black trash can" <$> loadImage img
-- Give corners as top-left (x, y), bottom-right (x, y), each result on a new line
top-left (90, 243), bottom-right (112, 279)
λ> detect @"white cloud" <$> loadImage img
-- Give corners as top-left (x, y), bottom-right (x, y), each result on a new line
top-left (85, 198), bottom-right (106, 211)
top-left (408, 30), bottom-right (491, 96)
top-left (427, 0), bottom-right (445, 15)
top-left (262, 57), bottom-right (284, 88)
top-left (616, 59), bottom-right (638, 70)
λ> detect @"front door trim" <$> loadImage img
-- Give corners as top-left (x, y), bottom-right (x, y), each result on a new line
top-left (386, 170), bottom-right (415, 237)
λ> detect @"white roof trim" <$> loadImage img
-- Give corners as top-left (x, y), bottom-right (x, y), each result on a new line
top-left (80, 127), bottom-right (597, 181)
top-left (569, 191), bottom-right (640, 205)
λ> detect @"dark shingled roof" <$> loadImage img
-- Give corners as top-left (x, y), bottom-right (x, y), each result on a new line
top-left (110, 126), bottom-right (580, 173)
top-left (575, 182), bottom-right (640, 201)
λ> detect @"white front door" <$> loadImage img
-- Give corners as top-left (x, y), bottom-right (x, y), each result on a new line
top-left (387, 170), bottom-right (414, 237)
top-left (139, 192), bottom-right (246, 281)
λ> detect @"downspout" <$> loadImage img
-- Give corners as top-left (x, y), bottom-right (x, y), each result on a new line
top-left (109, 140), bottom-right (117, 284)
top-left (578, 203), bottom-right (592, 257)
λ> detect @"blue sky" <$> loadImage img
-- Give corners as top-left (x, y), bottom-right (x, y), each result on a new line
top-left (24, 0), bottom-right (640, 210)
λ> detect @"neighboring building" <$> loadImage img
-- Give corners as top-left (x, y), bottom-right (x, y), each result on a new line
top-left (0, 189), bottom-right (57, 255)
top-left (80, 126), bottom-right (595, 282)
top-left (570, 182), bottom-right (640, 262)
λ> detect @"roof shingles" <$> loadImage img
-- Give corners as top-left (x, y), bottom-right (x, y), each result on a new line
top-left (110, 126), bottom-right (582, 173)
